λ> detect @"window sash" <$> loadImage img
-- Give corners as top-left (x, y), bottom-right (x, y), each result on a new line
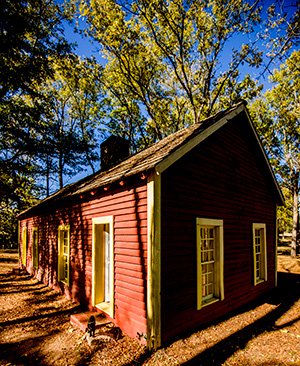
top-left (252, 223), bottom-right (267, 285)
top-left (58, 226), bottom-right (70, 286)
top-left (200, 226), bottom-right (216, 301)
top-left (22, 227), bottom-right (27, 266)
top-left (197, 219), bottom-right (224, 309)
top-left (32, 227), bottom-right (38, 269)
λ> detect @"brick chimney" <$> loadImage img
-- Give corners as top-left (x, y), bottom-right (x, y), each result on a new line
top-left (100, 135), bottom-right (130, 171)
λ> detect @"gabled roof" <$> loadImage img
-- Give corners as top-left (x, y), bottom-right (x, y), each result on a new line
top-left (17, 101), bottom-right (284, 218)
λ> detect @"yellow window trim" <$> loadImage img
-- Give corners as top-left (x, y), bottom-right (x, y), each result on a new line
top-left (22, 227), bottom-right (27, 266)
top-left (58, 225), bottom-right (70, 287)
top-left (92, 216), bottom-right (114, 318)
top-left (32, 227), bottom-right (39, 269)
top-left (252, 223), bottom-right (267, 286)
top-left (196, 218), bottom-right (224, 310)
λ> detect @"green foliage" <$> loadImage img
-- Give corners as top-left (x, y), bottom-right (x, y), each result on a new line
top-left (1, 0), bottom-right (299, 249)
top-left (0, 0), bottom-right (71, 101)
top-left (250, 50), bottom-right (300, 254)
top-left (277, 188), bottom-right (293, 234)
top-left (72, 0), bottom-right (266, 145)
top-left (251, 50), bottom-right (300, 189)
top-left (261, 1), bottom-right (299, 75)
top-left (0, 0), bottom-right (73, 247)
top-left (36, 56), bottom-right (106, 191)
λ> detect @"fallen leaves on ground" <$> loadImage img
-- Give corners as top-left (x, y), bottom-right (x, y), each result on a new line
top-left (1, 251), bottom-right (300, 365)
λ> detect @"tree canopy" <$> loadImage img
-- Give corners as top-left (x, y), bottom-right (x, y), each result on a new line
top-left (1, 0), bottom-right (300, 248)
top-left (75, 0), bottom-right (265, 141)
top-left (0, 0), bottom-right (73, 247)
top-left (250, 49), bottom-right (300, 257)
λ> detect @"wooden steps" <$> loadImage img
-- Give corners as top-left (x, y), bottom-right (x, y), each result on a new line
top-left (70, 312), bottom-right (111, 333)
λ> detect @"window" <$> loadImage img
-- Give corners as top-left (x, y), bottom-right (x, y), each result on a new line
top-left (22, 227), bottom-right (27, 266)
top-left (252, 223), bottom-right (267, 285)
top-left (32, 227), bottom-right (39, 269)
top-left (196, 218), bottom-right (224, 309)
top-left (58, 225), bottom-right (70, 286)
top-left (92, 216), bottom-right (114, 317)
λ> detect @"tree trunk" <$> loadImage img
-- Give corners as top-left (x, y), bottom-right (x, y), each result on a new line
top-left (291, 170), bottom-right (299, 258)
top-left (46, 154), bottom-right (50, 197)
top-left (59, 151), bottom-right (63, 190)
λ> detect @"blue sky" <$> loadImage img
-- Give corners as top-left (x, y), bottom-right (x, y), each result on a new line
top-left (62, 0), bottom-right (299, 90)
top-left (60, 0), bottom-right (299, 186)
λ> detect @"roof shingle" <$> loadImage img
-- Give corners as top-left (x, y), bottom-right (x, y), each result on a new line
top-left (18, 101), bottom-right (283, 218)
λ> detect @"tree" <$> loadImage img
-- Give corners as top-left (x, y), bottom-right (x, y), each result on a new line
top-left (36, 56), bottom-right (105, 192)
top-left (0, 0), bottom-right (72, 198)
top-left (261, 0), bottom-right (300, 76)
top-left (71, 0), bottom-right (265, 144)
top-left (250, 50), bottom-right (300, 257)
top-left (0, 0), bottom-right (71, 101)
top-left (0, 0), bottom-right (72, 247)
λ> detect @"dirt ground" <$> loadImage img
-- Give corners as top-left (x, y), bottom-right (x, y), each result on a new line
top-left (1, 252), bottom-right (300, 365)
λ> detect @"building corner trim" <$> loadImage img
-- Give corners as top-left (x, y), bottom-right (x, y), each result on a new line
top-left (147, 170), bottom-right (161, 349)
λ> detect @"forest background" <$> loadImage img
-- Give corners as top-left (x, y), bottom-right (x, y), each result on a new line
top-left (0, 0), bottom-right (299, 255)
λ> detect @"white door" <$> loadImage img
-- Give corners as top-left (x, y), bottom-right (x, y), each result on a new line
top-left (92, 216), bottom-right (114, 317)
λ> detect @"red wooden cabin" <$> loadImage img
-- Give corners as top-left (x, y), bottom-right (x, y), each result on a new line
top-left (17, 101), bottom-right (284, 349)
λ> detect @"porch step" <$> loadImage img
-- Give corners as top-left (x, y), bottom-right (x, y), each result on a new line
top-left (70, 312), bottom-right (111, 333)
top-left (12, 267), bottom-right (27, 275)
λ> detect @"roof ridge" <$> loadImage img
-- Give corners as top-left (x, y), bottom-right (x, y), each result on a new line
top-left (17, 101), bottom-right (252, 218)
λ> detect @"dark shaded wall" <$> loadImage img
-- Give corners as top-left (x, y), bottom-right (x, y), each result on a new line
top-left (160, 116), bottom-right (277, 344)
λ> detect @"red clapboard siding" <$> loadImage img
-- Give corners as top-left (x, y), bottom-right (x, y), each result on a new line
top-left (115, 266), bottom-right (147, 280)
top-left (114, 310), bottom-right (147, 342)
top-left (114, 241), bottom-right (147, 250)
top-left (115, 273), bottom-right (146, 287)
top-left (117, 286), bottom-right (146, 302)
top-left (117, 260), bottom-right (147, 273)
top-left (115, 292), bottom-right (146, 310)
top-left (115, 227), bottom-right (148, 236)
top-left (115, 234), bottom-right (148, 244)
top-left (160, 116), bottom-right (277, 344)
top-left (115, 298), bottom-right (146, 318)
top-left (116, 279), bottom-right (146, 295)
top-left (19, 180), bottom-right (148, 343)
top-left (114, 247), bottom-right (148, 258)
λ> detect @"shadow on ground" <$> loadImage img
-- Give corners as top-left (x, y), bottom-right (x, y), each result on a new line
top-left (122, 271), bottom-right (300, 366)
top-left (0, 271), bottom-right (84, 366)
top-left (181, 272), bottom-right (300, 366)
top-left (1, 261), bottom-right (300, 366)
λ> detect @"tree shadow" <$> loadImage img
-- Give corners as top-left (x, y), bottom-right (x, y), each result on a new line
top-left (179, 271), bottom-right (300, 365)
top-left (0, 257), bottom-right (18, 263)
top-left (0, 273), bottom-right (52, 294)
top-left (0, 304), bottom-right (82, 328)
top-left (0, 330), bottom-right (69, 366)
top-left (120, 271), bottom-right (300, 366)
top-left (0, 285), bottom-right (48, 294)
top-left (0, 274), bottom-right (32, 282)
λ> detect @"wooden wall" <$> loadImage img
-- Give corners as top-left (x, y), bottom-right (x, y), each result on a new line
top-left (160, 116), bottom-right (278, 344)
top-left (19, 179), bottom-right (148, 341)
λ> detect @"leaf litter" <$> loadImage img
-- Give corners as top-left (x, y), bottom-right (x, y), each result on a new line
top-left (1, 251), bottom-right (300, 365)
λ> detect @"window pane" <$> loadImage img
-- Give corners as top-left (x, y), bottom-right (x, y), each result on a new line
top-left (200, 226), bottom-right (216, 301)
top-left (63, 255), bottom-right (68, 279)
top-left (63, 231), bottom-right (68, 254)
top-left (254, 226), bottom-right (265, 282)
top-left (202, 248), bottom-right (208, 262)
top-left (59, 227), bottom-right (69, 284)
